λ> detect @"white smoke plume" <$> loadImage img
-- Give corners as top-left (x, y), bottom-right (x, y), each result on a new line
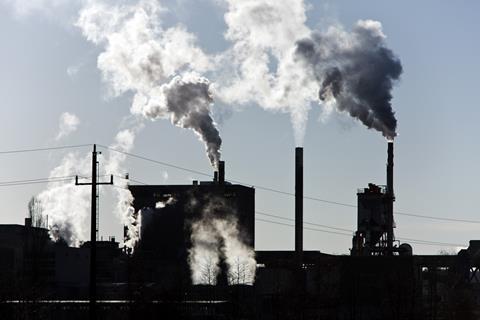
top-left (104, 126), bottom-right (142, 249)
top-left (214, 0), bottom-right (316, 145)
top-left (37, 151), bottom-right (91, 246)
top-left (76, 0), bottom-right (222, 167)
top-left (55, 112), bottom-right (80, 140)
top-left (189, 197), bottom-right (256, 285)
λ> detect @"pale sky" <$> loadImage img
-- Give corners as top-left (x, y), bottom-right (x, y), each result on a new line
top-left (0, 0), bottom-right (479, 254)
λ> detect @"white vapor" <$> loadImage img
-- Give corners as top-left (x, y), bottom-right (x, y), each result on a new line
top-left (37, 151), bottom-right (91, 246)
top-left (214, 0), bottom-right (317, 145)
top-left (56, 112), bottom-right (80, 140)
top-left (76, 0), bottom-right (222, 167)
top-left (189, 197), bottom-right (256, 285)
top-left (104, 125), bottom-right (143, 249)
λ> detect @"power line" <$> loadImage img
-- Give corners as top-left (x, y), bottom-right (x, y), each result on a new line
top-left (0, 144), bottom-right (91, 155)
top-left (0, 176), bottom-right (80, 187)
top-left (255, 217), bottom-right (465, 247)
top-left (256, 210), bottom-right (353, 233)
top-left (97, 145), bottom-right (212, 178)
top-left (100, 146), bottom-right (480, 225)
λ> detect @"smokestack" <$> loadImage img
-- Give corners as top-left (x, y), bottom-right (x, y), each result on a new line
top-left (213, 171), bottom-right (218, 183)
top-left (386, 141), bottom-right (395, 253)
top-left (219, 161), bottom-right (225, 184)
top-left (387, 142), bottom-right (394, 196)
top-left (295, 147), bottom-right (303, 265)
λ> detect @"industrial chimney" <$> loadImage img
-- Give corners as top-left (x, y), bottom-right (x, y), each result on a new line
top-left (386, 141), bottom-right (395, 253)
top-left (295, 147), bottom-right (303, 265)
top-left (219, 161), bottom-right (225, 184)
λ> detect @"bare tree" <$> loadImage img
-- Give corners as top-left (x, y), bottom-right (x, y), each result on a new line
top-left (200, 257), bottom-right (218, 285)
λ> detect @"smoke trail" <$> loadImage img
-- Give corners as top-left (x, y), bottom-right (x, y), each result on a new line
top-left (295, 20), bottom-right (402, 139)
top-left (36, 151), bottom-right (91, 246)
top-left (132, 74), bottom-right (221, 167)
top-left (76, 0), bottom-right (222, 167)
top-left (215, 0), bottom-right (315, 145)
top-left (104, 127), bottom-right (143, 249)
top-left (188, 197), bottom-right (256, 285)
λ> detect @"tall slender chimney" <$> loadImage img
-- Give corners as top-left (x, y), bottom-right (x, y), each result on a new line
top-left (386, 141), bottom-right (395, 253)
top-left (295, 147), bottom-right (303, 265)
top-left (387, 142), bottom-right (394, 196)
top-left (219, 161), bottom-right (225, 184)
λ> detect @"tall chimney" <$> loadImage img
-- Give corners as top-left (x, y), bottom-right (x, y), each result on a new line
top-left (387, 142), bottom-right (394, 196)
top-left (219, 161), bottom-right (225, 184)
top-left (295, 147), bottom-right (303, 265)
top-left (386, 141), bottom-right (395, 253)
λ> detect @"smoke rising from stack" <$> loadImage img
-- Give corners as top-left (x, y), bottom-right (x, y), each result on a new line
top-left (133, 74), bottom-right (222, 167)
top-left (77, 0), bottom-right (221, 167)
top-left (295, 20), bottom-right (402, 140)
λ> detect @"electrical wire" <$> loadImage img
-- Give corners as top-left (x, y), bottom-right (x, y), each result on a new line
top-left (99, 146), bottom-right (480, 225)
top-left (0, 176), bottom-right (80, 187)
top-left (0, 144), bottom-right (91, 155)
top-left (255, 217), bottom-right (465, 247)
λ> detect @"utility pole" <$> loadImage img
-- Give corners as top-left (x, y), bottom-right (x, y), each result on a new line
top-left (75, 144), bottom-right (113, 320)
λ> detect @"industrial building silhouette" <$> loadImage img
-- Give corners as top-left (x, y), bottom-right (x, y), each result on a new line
top-left (1, 144), bottom-right (480, 319)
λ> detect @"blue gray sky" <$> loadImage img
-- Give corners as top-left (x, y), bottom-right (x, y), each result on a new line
top-left (0, 0), bottom-right (479, 254)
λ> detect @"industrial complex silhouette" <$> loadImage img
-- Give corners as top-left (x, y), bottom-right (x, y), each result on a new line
top-left (0, 143), bottom-right (479, 320)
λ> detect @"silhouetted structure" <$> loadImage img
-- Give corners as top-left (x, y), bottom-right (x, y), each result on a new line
top-left (2, 145), bottom-right (480, 319)
top-left (127, 161), bottom-right (255, 290)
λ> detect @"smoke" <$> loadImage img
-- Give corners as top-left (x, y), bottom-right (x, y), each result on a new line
top-left (76, 0), bottom-right (221, 167)
top-left (295, 20), bottom-right (402, 139)
top-left (36, 151), bottom-right (91, 247)
top-left (214, 0), bottom-right (315, 145)
top-left (132, 74), bottom-right (221, 167)
top-left (104, 127), bottom-right (141, 249)
top-left (55, 112), bottom-right (80, 140)
top-left (188, 197), bottom-right (256, 285)
top-left (215, 1), bottom-right (402, 142)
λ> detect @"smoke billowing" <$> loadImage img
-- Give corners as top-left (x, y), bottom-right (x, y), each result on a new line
top-left (188, 197), bottom-right (256, 285)
top-left (132, 74), bottom-right (221, 167)
top-left (36, 151), bottom-right (91, 246)
top-left (76, 0), bottom-right (221, 167)
top-left (295, 20), bottom-right (402, 140)
top-left (104, 127), bottom-right (142, 249)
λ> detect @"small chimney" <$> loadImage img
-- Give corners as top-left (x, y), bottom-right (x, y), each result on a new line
top-left (219, 161), bottom-right (225, 184)
top-left (25, 217), bottom-right (32, 228)
top-left (213, 171), bottom-right (218, 182)
top-left (295, 147), bottom-right (303, 265)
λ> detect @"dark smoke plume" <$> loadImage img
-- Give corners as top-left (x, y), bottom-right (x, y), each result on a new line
top-left (295, 20), bottom-right (402, 139)
top-left (164, 76), bottom-right (222, 167)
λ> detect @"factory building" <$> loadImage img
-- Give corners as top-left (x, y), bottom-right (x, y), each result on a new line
top-left (127, 160), bottom-right (255, 287)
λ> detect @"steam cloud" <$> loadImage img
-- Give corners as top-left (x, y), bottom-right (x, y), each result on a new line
top-left (295, 20), bottom-right (402, 139)
top-left (104, 127), bottom-right (142, 249)
top-left (76, 0), bottom-right (221, 167)
top-left (215, 1), bottom-right (402, 143)
top-left (37, 151), bottom-right (91, 246)
top-left (188, 197), bottom-right (256, 285)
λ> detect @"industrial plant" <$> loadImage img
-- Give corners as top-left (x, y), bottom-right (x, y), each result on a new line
top-left (0, 142), bottom-right (479, 320)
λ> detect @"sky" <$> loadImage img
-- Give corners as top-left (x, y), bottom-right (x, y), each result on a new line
top-left (0, 0), bottom-right (479, 255)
